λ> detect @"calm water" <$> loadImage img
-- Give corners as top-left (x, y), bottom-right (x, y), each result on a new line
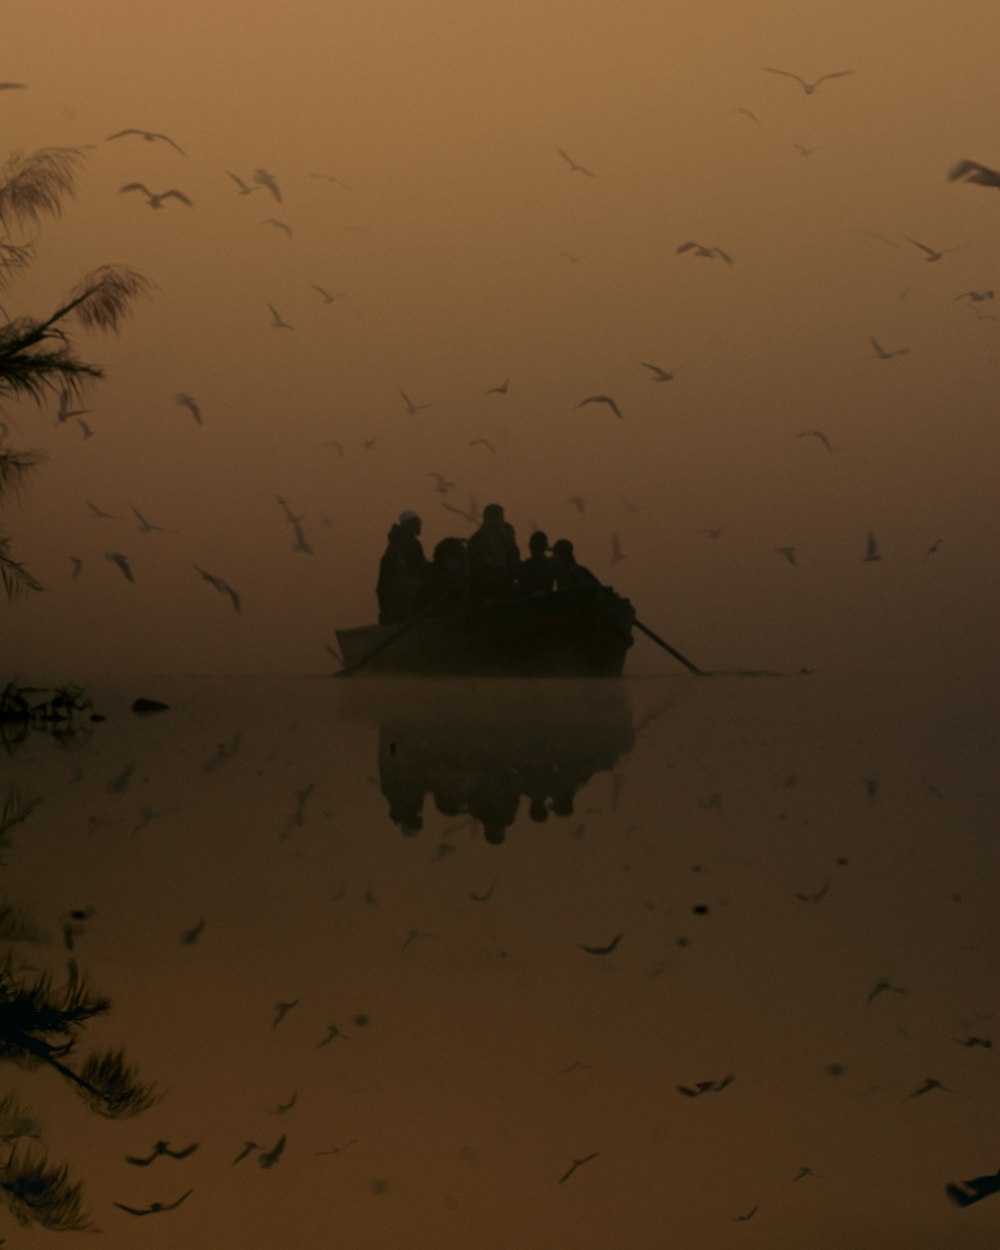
top-left (1, 672), bottom-right (997, 1248)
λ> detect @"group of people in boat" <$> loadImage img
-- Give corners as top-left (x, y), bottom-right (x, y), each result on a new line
top-left (376, 503), bottom-right (602, 625)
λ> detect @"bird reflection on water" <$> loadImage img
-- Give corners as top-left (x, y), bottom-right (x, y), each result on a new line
top-left (339, 678), bottom-right (635, 843)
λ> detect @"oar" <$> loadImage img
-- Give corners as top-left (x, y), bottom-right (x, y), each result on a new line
top-left (632, 618), bottom-right (709, 676)
top-left (335, 591), bottom-right (455, 677)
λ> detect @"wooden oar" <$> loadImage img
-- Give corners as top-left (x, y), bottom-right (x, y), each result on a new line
top-left (633, 618), bottom-right (709, 676)
top-left (335, 591), bottom-right (455, 677)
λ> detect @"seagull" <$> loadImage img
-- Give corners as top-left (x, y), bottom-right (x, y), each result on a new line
top-left (870, 336), bottom-right (908, 360)
top-left (576, 394), bottom-right (624, 420)
top-left (56, 389), bottom-right (90, 424)
top-left (272, 999), bottom-right (299, 1028)
top-left (906, 237), bottom-right (970, 263)
top-left (558, 1152), bottom-right (599, 1183)
top-left (922, 538), bottom-right (944, 563)
top-left (579, 932), bottom-right (623, 955)
top-left (87, 501), bottom-right (119, 520)
top-left (105, 552), bottom-right (135, 583)
top-left (733, 1207), bottom-right (759, 1221)
top-left (639, 361), bottom-right (678, 381)
top-left (106, 129), bottom-right (185, 154)
top-left (948, 158), bottom-right (1000, 190)
top-left (442, 497), bottom-right (481, 525)
top-left (863, 531), bottom-right (883, 562)
top-left (310, 284), bottom-right (345, 303)
top-left (267, 1091), bottom-right (297, 1114)
top-left (468, 438), bottom-right (495, 451)
top-left (906, 1077), bottom-right (954, 1099)
top-left (263, 218), bottom-right (293, 238)
top-left (226, 171), bottom-right (262, 195)
top-left (175, 392), bottom-right (202, 424)
top-left (125, 1141), bottom-right (199, 1166)
top-left (179, 918), bottom-right (205, 944)
top-left (953, 290), bottom-right (993, 303)
top-left (253, 168), bottom-right (282, 201)
top-left (316, 1024), bottom-right (352, 1046)
top-left (427, 472), bottom-right (455, 495)
top-left (609, 534), bottom-right (625, 564)
top-left (130, 505), bottom-right (175, 534)
top-left (69, 556), bottom-right (83, 578)
top-left (486, 377), bottom-right (510, 394)
top-left (763, 67), bottom-right (854, 94)
top-left (119, 183), bottom-right (192, 209)
top-left (731, 107), bottom-right (759, 122)
top-left (398, 388), bottom-right (431, 414)
top-left (258, 1137), bottom-right (286, 1169)
top-left (194, 565), bottom-right (241, 613)
top-left (677, 1074), bottom-right (734, 1097)
top-left (676, 241), bottom-right (733, 264)
top-left (556, 148), bottom-right (595, 176)
top-left (231, 1142), bottom-right (260, 1165)
top-left (308, 172), bottom-right (352, 188)
top-left (792, 1166), bottom-right (820, 1181)
top-left (946, 1169), bottom-right (1000, 1207)
top-left (868, 978), bottom-right (906, 1002)
top-left (267, 303), bottom-right (293, 330)
top-left (774, 546), bottom-right (798, 566)
top-left (795, 429), bottom-right (833, 451)
top-left (112, 1189), bottom-right (193, 1215)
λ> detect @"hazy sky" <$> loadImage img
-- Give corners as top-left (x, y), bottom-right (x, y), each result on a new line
top-left (2, 0), bottom-right (998, 675)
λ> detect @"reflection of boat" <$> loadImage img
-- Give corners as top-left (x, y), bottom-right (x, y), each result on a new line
top-left (339, 678), bottom-right (635, 841)
top-left (335, 584), bottom-right (636, 677)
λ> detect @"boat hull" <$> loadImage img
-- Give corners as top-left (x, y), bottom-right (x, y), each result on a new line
top-left (336, 585), bottom-right (635, 677)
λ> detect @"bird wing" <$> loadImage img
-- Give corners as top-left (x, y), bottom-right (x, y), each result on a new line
top-left (119, 183), bottom-right (152, 196)
top-left (107, 129), bottom-right (143, 140)
top-left (161, 190), bottom-right (193, 205)
top-left (714, 249), bottom-right (734, 264)
top-left (870, 336), bottom-right (884, 353)
top-left (676, 241), bottom-right (698, 254)
top-left (156, 133), bottom-right (186, 154)
top-left (124, 1152), bottom-right (155, 1166)
top-left (866, 532), bottom-right (879, 557)
top-left (815, 69), bottom-right (854, 84)
top-left (112, 1202), bottom-right (152, 1215)
top-left (906, 237), bottom-right (936, 257)
top-left (165, 1142), bottom-right (199, 1159)
top-left (948, 159), bottom-right (1000, 187)
top-left (161, 1189), bottom-right (194, 1211)
top-left (763, 67), bottom-right (808, 87)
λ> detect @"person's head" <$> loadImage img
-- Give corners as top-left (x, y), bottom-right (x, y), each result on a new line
top-left (483, 503), bottom-right (505, 525)
top-left (528, 530), bottom-right (548, 554)
top-left (552, 539), bottom-right (574, 562)
top-left (398, 509), bottom-right (421, 534)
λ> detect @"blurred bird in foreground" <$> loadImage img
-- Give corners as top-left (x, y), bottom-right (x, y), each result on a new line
top-left (576, 394), bottom-right (624, 420)
top-left (106, 552), bottom-right (135, 583)
top-left (119, 183), bottom-right (192, 209)
top-left (107, 128), bottom-right (185, 153)
top-left (194, 566), bottom-right (241, 613)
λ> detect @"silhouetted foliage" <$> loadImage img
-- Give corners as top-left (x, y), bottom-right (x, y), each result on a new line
top-left (0, 1147), bottom-right (93, 1231)
top-left (0, 145), bottom-right (151, 600)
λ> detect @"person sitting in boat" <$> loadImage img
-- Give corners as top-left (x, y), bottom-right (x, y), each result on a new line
top-left (518, 530), bottom-right (558, 595)
top-left (376, 510), bottom-right (429, 623)
top-left (551, 538), bottom-right (602, 591)
top-left (423, 535), bottom-right (470, 613)
top-left (467, 503), bottom-right (521, 603)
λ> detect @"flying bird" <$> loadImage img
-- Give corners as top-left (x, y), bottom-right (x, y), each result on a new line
top-left (579, 932), bottom-right (623, 955)
top-left (175, 392), bottom-right (202, 424)
top-left (130, 505), bottom-right (175, 534)
top-left (179, 918), bottom-right (205, 944)
top-left (106, 129), bottom-right (185, 153)
top-left (733, 1207), bottom-right (759, 1221)
top-left (119, 183), bottom-right (192, 209)
top-left (906, 1077), bottom-right (954, 1099)
top-left (676, 241), bottom-right (733, 263)
top-left (105, 552), bottom-right (135, 583)
top-left (677, 1074), bottom-right (734, 1097)
top-left (194, 565), bottom-right (241, 613)
top-left (774, 546), bottom-right (798, 566)
top-left (267, 1091), bottom-right (297, 1114)
top-left (231, 1141), bottom-right (260, 1165)
top-left (486, 377), bottom-right (510, 394)
top-left (731, 107), bottom-right (759, 122)
top-left (267, 303), bottom-right (293, 330)
top-left (763, 67), bottom-right (854, 94)
top-left (258, 1135), bottom-right (286, 1168)
top-left (272, 998), bottom-right (299, 1027)
top-left (558, 1153), bottom-right (599, 1183)
top-left (921, 538), bottom-right (944, 564)
top-left (427, 472), bottom-right (455, 495)
top-left (639, 361), bottom-right (678, 381)
top-left (310, 284), bottom-right (345, 303)
top-left (468, 438), bottom-right (496, 451)
top-left (253, 168), bottom-right (282, 201)
top-left (112, 1189), bottom-right (193, 1215)
top-left (125, 1141), bottom-right (199, 1166)
top-left (56, 389), bottom-right (90, 424)
top-left (226, 171), bottom-right (262, 195)
top-left (442, 496), bottom-right (481, 524)
top-left (906, 237), bottom-right (970, 263)
top-left (948, 159), bottom-right (1000, 190)
top-left (946, 1168), bottom-right (1000, 1207)
top-left (863, 531), bottom-right (883, 562)
top-left (262, 218), bottom-right (293, 238)
top-left (398, 388), bottom-right (431, 414)
top-left (870, 336), bottom-right (908, 360)
top-left (556, 148), bottom-right (595, 176)
top-left (795, 429), bottom-right (833, 451)
top-left (0, 82), bottom-right (27, 91)
top-left (868, 978), bottom-right (906, 1002)
top-left (954, 289), bottom-right (994, 303)
top-left (576, 394), bottom-right (623, 420)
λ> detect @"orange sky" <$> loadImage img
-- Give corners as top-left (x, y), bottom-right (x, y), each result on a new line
top-left (2, 0), bottom-right (998, 674)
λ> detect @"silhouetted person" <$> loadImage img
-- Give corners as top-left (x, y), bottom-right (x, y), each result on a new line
top-left (552, 539), bottom-right (601, 590)
top-left (519, 530), bottom-right (558, 595)
top-left (425, 535), bottom-right (469, 612)
top-left (376, 510), bottom-right (428, 623)
top-left (467, 503), bottom-right (520, 603)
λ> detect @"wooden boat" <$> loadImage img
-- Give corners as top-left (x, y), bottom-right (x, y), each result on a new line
top-left (335, 583), bottom-right (636, 677)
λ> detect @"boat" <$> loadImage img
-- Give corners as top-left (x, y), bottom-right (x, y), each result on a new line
top-left (335, 583), bottom-right (636, 677)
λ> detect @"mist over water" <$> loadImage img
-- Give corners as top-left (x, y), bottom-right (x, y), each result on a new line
top-left (2, 673), bottom-right (996, 1247)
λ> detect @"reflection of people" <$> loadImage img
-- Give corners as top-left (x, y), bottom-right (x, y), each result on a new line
top-left (552, 538), bottom-right (601, 590)
top-left (519, 531), bottom-right (558, 595)
top-left (467, 772), bottom-right (520, 844)
top-left (376, 511), bottom-right (428, 623)
top-left (467, 503), bottom-right (520, 602)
